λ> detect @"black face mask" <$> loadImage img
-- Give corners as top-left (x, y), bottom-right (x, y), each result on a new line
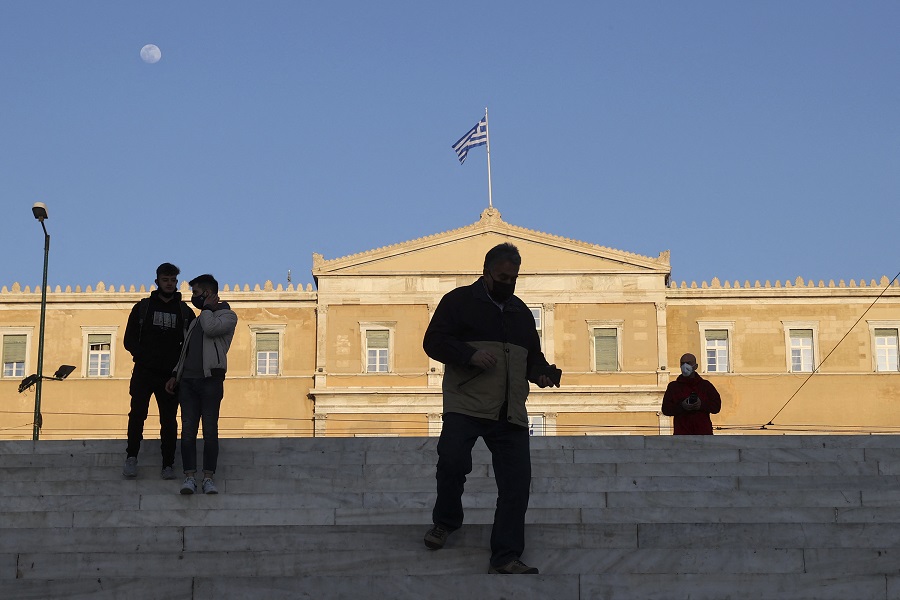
top-left (191, 294), bottom-right (206, 310)
top-left (487, 273), bottom-right (516, 303)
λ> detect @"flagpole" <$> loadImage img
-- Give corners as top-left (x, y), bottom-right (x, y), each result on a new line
top-left (485, 107), bottom-right (493, 209)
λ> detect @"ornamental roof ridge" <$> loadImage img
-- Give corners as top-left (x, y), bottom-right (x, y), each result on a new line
top-left (314, 206), bottom-right (669, 268)
top-left (669, 275), bottom-right (900, 290)
top-left (0, 280), bottom-right (317, 295)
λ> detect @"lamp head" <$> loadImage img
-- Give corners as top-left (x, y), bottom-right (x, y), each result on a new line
top-left (52, 365), bottom-right (76, 380)
top-left (32, 202), bottom-right (48, 221)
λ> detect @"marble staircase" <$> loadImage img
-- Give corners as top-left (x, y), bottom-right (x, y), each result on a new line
top-left (2, 434), bottom-right (900, 599)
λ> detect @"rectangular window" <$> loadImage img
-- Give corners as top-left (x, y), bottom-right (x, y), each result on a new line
top-left (705, 330), bottom-right (729, 373)
top-left (366, 329), bottom-right (389, 373)
top-left (530, 307), bottom-right (542, 348)
top-left (593, 328), bottom-right (618, 372)
top-left (88, 333), bottom-right (111, 377)
top-left (2, 334), bottom-right (26, 378)
top-left (875, 328), bottom-right (899, 372)
top-left (256, 332), bottom-right (280, 376)
top-left (529, 414), bottom-right (545, 436)
top-left (789, 329), bottom-right (814, 373)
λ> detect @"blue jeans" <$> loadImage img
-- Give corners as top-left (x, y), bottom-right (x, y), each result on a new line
top-left (432, 411), bottom-right (532, 567)
top-left (178, 377), bottom-right (223, 474)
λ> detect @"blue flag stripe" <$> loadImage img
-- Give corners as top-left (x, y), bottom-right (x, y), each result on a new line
top-left (452, 117), bottom-right (487, 164)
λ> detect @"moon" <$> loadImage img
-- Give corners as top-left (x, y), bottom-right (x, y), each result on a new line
top-left (140, 44), bottom-right (161, 64)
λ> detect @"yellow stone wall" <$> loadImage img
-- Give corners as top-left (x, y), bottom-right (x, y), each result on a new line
top-left (0, 283), bottom-right (319, 440)
top-left (2, 213), bottom-right (899, 440)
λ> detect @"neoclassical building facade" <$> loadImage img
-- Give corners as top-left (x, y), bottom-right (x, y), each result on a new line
top-left (2, 208), bottom-right (899, 440)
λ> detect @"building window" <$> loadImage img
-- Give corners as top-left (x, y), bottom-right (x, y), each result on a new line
top-left (789, 329), bottom-right (814, 373)
top-left (88, 334), bottom-right (112, 377)
top-left (2, 334), bottom-right (27, 378)
top-left (366, 329), bottom-right (389, 373)
top-left (593, 328), bottom-right (618, 372)
top-left (586, 320), bottom-right (623, 373)
top-left (874, 328), bottom-right (899, 372)
top-left (256, 332), bottom-right (280, 376)
top-left (529, 414), bottom-right (545, 436)
top-left (697, 321), bottom-right (734, 374)
top-left (249, 324), bottom-right (286, 377)
top-left (705, 330), bottom-right (729, 373)
top-left (782, 321), bottom-right (818, 374)
top-left (530, 307), bottom-right (543, 348)
top-left (81, 326), bottom-right (117, 378)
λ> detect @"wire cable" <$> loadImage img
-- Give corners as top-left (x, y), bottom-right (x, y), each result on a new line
top-left (764, 270), bottom-right (900, 428)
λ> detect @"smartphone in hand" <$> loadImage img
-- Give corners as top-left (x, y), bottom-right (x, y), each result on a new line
top-left (536, 364), bottom-right (562, 386)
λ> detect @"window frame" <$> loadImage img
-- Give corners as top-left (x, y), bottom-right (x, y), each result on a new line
top-left (80, 326), bottom-right (118, 378)
top-left (529, 306), bottom-right (543, 349)
top-left (782, 321), bottom-right (818, 373)
top-left (250, 324), bottom-right (286, 376)
top-left (1, 327), bottom-right (33, 379)
top-left (586, 320), bottom-right (623, 373)
top-left (868, 320), bottom-right (900, 373)
top-left (360, 321), bottom-right (396, 374)
top-left (529, 414), bottom-right (545, 436)
top-left (697, 321), bottom-right (735, 374)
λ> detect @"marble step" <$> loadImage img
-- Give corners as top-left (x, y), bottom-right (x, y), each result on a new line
top-left (4, 522), bottom-right (900, 555)
top-left (10, 545), bottom-right (900, 580)
top-left (0, 488), bottom-right (881, 516)
top-left (5, 472), bottom-right (898, 498)
top-left (4, 573), bottom-right (899, 600)
top-left (0, 458), bottom-right (891, 483)
top-left (4, 434), bottom-right (900, 457)
top-left (3, 505), bottom-right (867, 529)
top-left (4, 573), bottom-right (900, 600)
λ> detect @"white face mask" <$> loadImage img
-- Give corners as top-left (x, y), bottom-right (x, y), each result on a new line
top-left (681, 363), bottom-right (694, 377)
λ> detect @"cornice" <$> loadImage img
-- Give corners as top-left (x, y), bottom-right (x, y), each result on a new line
top-left (313, 207), bottom-right (670, 274)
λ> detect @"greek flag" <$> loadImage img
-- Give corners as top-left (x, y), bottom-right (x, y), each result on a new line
top-left (452, 117), bottom-right (487, 164)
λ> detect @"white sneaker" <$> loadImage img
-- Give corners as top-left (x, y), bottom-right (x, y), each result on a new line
top-left (202, 478), bottom-right (218, 494)
top-left (180, 476), bottom-right (197, 495)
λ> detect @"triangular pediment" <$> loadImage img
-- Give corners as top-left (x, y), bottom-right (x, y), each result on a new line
top-left (312, 208), bottom-right (670, 278)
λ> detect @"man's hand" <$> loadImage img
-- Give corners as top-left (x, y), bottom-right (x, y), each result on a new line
top-left (535, 374), bottom-right (559, 388)
top-left (681, 396), bottom-right (700, 411)
top-left (468, 349), bottom-right (497, 370)
top-left (204, 294), bottom-right (220, 308)
top-left (165, 377), bottom-right (177, 395)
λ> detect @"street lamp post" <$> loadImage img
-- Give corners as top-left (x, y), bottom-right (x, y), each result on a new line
top-left (32, 202), bottom-right (49, 441)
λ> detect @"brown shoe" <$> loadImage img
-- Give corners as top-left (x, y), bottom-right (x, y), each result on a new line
top-left (489, 559), bottom-right (539, 574)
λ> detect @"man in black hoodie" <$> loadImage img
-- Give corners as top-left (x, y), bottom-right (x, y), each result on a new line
top-left (122, 263), bottom-right (194, 479)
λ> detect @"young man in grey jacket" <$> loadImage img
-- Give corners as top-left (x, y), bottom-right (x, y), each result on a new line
top-left (165, 274), bottom-right (237, 495)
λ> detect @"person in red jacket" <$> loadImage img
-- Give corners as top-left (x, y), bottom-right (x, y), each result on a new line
top-left (662, 353), bottom-right (721, 435)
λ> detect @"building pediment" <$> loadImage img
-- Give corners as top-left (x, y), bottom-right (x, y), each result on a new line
top-left (312, 208), bottom-right (670, 278)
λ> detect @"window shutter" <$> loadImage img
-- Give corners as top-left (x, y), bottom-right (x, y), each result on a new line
top-left (366, 330), bottom-right (389, 348)
top-left (706, 329), bottom-right (727, 341)
top-left (594, 328), bottom-right (617, 371)
top-left (256, 332), bottom-right (279, 352)
top-left (875, 328), bottom-right (898, 339)
top-left (790, 329), bottom-right (812, 340)
top-left (2, 335), bottom-right (26, 362)
top-left (88, 334), bottom-right (111, 346)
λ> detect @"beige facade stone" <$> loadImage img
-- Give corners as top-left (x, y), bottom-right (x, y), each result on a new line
top-left (1, 208), bottom-right (898, 439)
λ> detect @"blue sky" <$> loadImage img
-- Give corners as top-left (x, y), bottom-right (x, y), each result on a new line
top-left (2, 2), bottom-right (898, 291)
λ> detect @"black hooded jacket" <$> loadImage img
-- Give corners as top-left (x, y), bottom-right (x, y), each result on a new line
top-left (123, 290), bottom-right (194, 375)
